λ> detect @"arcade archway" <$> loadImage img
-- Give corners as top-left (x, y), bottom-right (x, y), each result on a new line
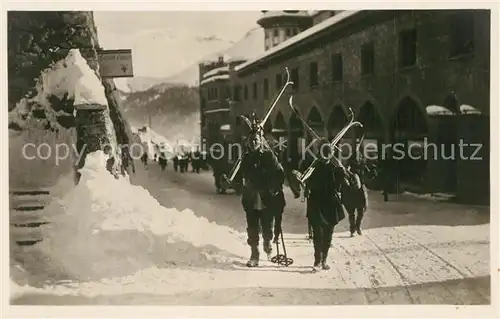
top-left (272, 111), bottom-right (288, 162)
top-left (327, 105), bottom-right (348, 139)
top-left (390, 97), bottom-right (428, 187)
top-left (306, 106), bottom-right (324, 141)
top-left (288, 112), bottom-right (304, 170)
top-left (357, 101), bottom-right (384, 160)
top-left (273, 111), bottom-right (287, 132)
top-left (327, 105), bottom-right (349, 158)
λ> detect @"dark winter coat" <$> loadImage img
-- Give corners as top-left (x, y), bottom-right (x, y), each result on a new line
top-left (300, 156), bottom-right (346, 227)
top-left (240, 149), bottom-right (286, 212)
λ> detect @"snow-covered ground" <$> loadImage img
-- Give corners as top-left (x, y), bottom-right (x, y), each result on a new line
top-left (10, 152), bottom-right (492, 305)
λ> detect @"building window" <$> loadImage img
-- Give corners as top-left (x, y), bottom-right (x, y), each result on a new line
top-left (309, 61), bottom-right (318, 87)
top-left (214, 88), bottom-right (218, 100)
top-left (331, 53), bottom-right (343, 82)
top-left (273, 29), bottom-right (279, 37)
top-left (291, 67), bottom-right (299, 91)
top-left (263, 78), bottom-right (269, 98)
top-left (244, 85), bottom-right (248, 100)
top-left (234, 85), bottom-right (241, 101)
top-left (398, 28), bottom-right (417, 68)
top-left (276, 73), bottom-right (282, 90)
top-left (449, 12), bottom-right (474, 57)
top-left (207, 88), bottom-right (217, 101)
top-left (361, 42), bottom-right (375, 75)
top-left (252, 82), bottom-right (257, 99)
top-left (286, 28), bottom-right (291, 37)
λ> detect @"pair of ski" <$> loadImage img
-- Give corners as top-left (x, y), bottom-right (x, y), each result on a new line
top-left (222, 67), bottom-right (294, 267)
top-left (289, 98), bottom-right (365, 186)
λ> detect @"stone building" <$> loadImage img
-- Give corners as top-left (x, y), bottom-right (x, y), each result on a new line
top-left (199, 10), bottom-right (490, 204)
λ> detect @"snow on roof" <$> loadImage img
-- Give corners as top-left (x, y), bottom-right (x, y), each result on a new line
top-left (204, 108), bottom-right (230, 114)
top-left (235, 10), bottom-right (361, 73)
top-left (460, 104), bottom-right (482, 115)
top-left (258, 10), bottom-right (311, 23)
top-left (426, 105), bottom-right (454, 116)
top-left (202, 66), bottom-right (229, 79)
top-left (200, 74), bottom-right (229, 85)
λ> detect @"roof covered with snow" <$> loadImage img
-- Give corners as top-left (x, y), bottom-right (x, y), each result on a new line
top-left (426, 105), bottom-right (454, 116)
top-left (235, 10), bottom-right (361, 73)
top-left (202, 66), bottom-right (229, 79)
top-left (200, 74), bottom-right (229, 85)
top-left (460, 104), bottom-right (482, 115)
top-left (257, 10), bottom-right (312, 26)
top-left (204, 108), bottom-right (230, 114)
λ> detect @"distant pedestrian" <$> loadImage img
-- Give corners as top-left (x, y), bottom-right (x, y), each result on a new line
top-left (121, 145), bottom-right (136, 176)
top-left (173, 155), bottom-right (179, 172)
top-left (158, 152), bottom-right (167, 171)
top-left (342, 158), bottom-right (369, 237)
top-left (141, 151), bottom-right (148, 170)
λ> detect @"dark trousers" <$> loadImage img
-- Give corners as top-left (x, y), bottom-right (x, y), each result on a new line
top-left (307, 197), bottom-right (335, 263)
top-left (213, 171), bottom-right (222, 189)
top-left (310, 220), bottom-right (334, 263)
top-left (347, 208), bottom-right (364, 233)
top-left (245, 208), bottom-right (274, 247)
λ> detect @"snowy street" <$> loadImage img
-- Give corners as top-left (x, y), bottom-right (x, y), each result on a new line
top-left (11, 159), bottom-right (490, 305)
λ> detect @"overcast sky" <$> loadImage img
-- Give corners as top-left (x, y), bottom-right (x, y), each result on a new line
top-left (94, 11), bottom-right (261, 78)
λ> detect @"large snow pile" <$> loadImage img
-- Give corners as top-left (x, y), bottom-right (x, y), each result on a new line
top-left (33, 151), bottom-right (246, 282)
top-left (9, 49), bottom-right (109, 130)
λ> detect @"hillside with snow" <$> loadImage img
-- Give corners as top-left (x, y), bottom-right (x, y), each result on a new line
top-left (115, 27), bottom-right (264, 142)
top-left (118, 84), bottom-right (200, 143)
top-left (122, 27), bottom-right (265, 91)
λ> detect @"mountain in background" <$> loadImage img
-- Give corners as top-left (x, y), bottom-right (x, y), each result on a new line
top-left (120, 27), bottom-right (264, 92)
top-left (117, 27), bottom-right (265, 145)
top-left (118, 83), bottom-right (200, 143)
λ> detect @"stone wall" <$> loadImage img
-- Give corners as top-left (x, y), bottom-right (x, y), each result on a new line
top-left (8, 11), bottom-right (134, 189)
top-left (227, 9), bottom-right (491, 203)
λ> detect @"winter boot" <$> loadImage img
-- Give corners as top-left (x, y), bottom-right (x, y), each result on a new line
top-left (312, 250), bottom-right (322, 272)
top-left (349, 213), bottom-right (356, 237)
top-left (321, 252), bottom-right (331, 270)
top-left (246, 246), bottom-right (260, 267)
top-left (356, 228), bottom-right (362, 236)
top-left (321, 242), bottom-right (331, 271)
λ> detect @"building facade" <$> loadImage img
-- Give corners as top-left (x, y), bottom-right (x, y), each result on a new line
top-left (199, 10), bottom-right (490, 204)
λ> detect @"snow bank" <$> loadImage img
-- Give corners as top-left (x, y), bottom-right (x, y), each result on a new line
top-left (9, 49), bottom-right (108, 130)
top-left (32, 151), bottom-right (246, 282)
